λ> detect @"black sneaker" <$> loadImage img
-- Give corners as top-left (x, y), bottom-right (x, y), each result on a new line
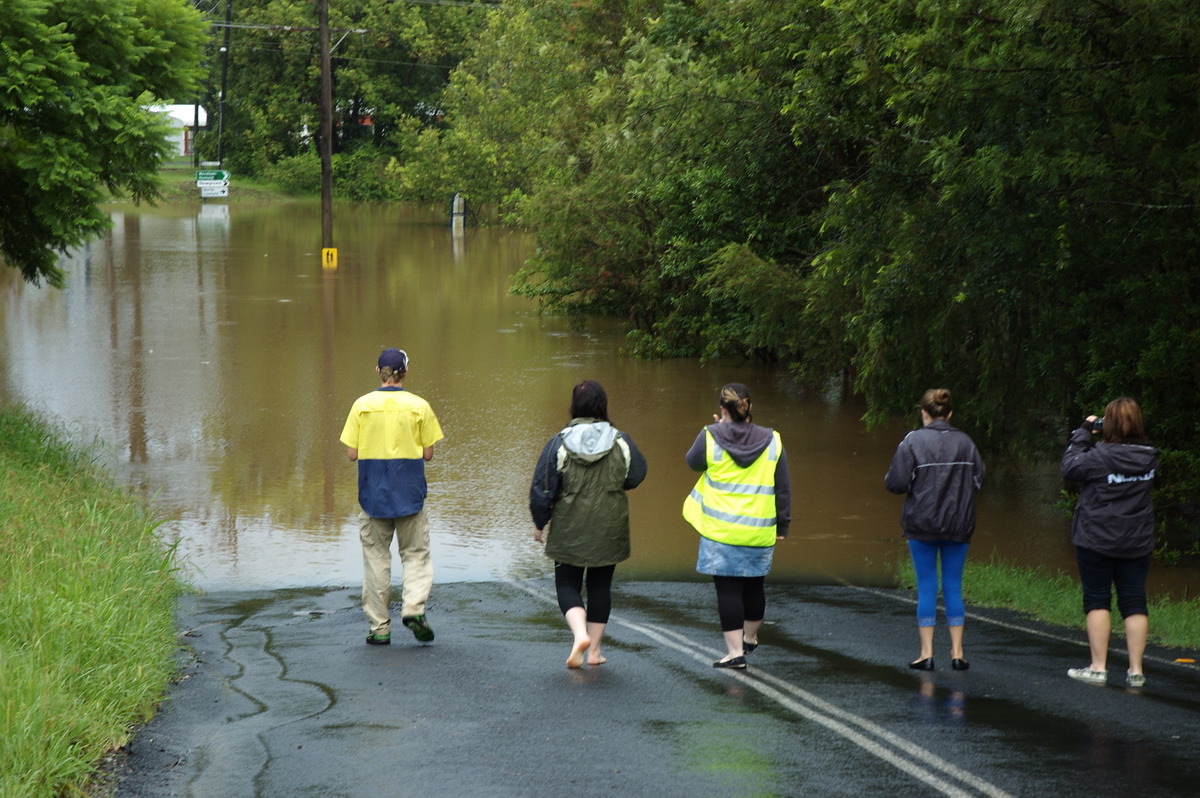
top-left (365, 632), bottom-right (390, 646)
top-left (402, 615), bottom-right (435, 642)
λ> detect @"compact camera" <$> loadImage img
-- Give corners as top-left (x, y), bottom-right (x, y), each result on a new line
top-left (1092, 417), bottom-right (1104, 432)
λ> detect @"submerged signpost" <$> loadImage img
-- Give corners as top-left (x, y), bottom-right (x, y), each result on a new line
top-left (450, 192), bottom-right (466, 261)
top-left (451, 193), bottom-right (466, 232)
top-left (196, 168), bottom-right (230, 199)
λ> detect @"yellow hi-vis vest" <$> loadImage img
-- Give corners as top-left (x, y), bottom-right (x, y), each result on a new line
top-left (682, 428), bottom-right (781, 546)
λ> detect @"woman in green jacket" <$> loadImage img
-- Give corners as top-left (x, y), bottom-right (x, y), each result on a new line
top-left (530, 380), bottom-right (648, 668)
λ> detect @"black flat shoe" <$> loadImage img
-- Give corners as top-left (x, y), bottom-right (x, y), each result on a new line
top-left (713, 656), bottom-right (747, 670)
top-left (743, 639), bottom-right (759, 654)
top-left (909, 658), bottom-right (934, 671)
top-left (951, 658), bottom-right (970, 671)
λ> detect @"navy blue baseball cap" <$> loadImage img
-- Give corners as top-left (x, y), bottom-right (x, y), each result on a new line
top-left (378, 348), bottom-right (408, 372)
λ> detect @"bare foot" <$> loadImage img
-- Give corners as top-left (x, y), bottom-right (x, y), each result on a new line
top-left (567, 636), bottom-right (590, 669)
top-left (587, 653), bottom-right (607, 666)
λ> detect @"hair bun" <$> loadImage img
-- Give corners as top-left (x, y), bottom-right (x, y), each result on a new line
top-left (920, 388), bottom-right (953, 418)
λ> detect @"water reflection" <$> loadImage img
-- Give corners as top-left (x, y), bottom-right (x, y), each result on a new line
top-left (0, 200), bottom-right (1192, 597)
top-left (912, 680), bottom-right (966, 727)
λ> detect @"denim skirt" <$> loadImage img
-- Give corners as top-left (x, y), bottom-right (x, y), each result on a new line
top-left (696, 536), bottom-right (774, 577)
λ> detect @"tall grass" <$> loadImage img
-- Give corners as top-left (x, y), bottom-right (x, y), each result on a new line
top-left (893, 552), bottom-right (1200, 650)
top-left (0, 406), bottom-right (184, 796)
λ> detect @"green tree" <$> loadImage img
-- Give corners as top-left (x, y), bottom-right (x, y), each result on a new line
top-left (789, 0), bottom-right (1200, 457)
top-left (415, 0), bottom-right (830, 360)
top-left (511, 1), bottom-right (816, 356)
top-left (409, 0), bottom-right (1200, 460)
top-left (0, 0), bottom-right (206, 286)
top-left (209, 0), bottom-right (480, 186)
top-left (392, 0), bottom-right (616, 208)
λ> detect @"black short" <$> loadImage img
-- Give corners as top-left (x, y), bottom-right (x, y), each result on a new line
top-left (1075, 546), bottom-right (1150, 618)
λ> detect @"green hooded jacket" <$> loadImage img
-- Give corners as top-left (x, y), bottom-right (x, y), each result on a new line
top-left (544, 419), bottom-right (634, 567)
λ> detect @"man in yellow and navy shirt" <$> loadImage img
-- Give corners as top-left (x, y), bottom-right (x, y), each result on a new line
top-left (340, 347), bottom-right (444, 646)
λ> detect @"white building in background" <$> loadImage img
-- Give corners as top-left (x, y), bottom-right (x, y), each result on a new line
top-left (149, 104), bottom-right (208, 157)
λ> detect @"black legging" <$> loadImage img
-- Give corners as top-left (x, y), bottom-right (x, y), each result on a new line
top-left (713, 575), bottom-right (766, 632)
top-left (554, 562), bottom-right (616, 623)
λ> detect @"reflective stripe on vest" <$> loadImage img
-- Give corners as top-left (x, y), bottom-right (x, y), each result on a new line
top-left (682, 429), bottom-right (780, 546)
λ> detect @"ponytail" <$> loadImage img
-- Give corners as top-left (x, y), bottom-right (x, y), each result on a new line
top-left (719, 383), bottom-right (753, 423)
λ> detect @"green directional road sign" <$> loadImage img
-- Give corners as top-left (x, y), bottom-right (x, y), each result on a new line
top-left (196, 170), bottom-right (230, 183)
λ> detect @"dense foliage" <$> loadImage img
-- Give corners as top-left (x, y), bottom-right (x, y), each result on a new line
top-left (392, 0), bottom-right (1200, 544)
top-left (0, 0), bottom-right (206, 286)
top-left (199, 0), bottom-right (484, 181)
top-left (792, 0), bottom-right (1200, 447)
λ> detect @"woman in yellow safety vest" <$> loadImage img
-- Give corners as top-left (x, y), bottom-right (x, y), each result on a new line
top-left (683, 383), bottom-right (791, 670)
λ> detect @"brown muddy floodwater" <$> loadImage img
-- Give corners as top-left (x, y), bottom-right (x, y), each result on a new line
top-left (0, 199), bottom-right (1193, 598)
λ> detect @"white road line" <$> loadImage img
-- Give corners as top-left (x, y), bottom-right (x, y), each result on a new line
top-left (639, 621), bottom-right (1012, 798)
top-left (507, 579), bottom-right (1012, 798)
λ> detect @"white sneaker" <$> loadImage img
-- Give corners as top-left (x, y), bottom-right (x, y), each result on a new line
top-left (1126, 671), bottom-right (1146, 687)
top-left (1067, 667), bottom-right (1108, 685)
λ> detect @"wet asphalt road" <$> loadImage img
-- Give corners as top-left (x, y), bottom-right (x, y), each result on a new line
top-left (113, 580), bottom-right (1200, 798)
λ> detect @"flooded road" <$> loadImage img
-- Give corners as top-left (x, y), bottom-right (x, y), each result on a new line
top-left (0, 199), bottom-right (1191, 597)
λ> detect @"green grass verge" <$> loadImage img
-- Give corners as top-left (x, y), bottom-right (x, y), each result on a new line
top-left (893, 554), bottom-right (1200, 651)
top-left (0, 406), bottom-right (185, 797)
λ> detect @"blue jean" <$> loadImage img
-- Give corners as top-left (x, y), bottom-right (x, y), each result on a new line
top-left (907, 539), bottom-right (969, 627)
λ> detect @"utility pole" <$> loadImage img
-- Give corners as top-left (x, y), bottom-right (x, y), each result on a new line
top-left (192, 102), bottom-right (201, 168)
top-left (318, 0), bottom-right (333, 250)
top-left (216, 0), bottom-right (232, 166)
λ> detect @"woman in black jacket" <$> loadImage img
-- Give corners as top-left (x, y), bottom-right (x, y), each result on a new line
top-left (885, 389), bottom-right (984, 672)
top-left (1061, 397), bottom-right (1158, 688)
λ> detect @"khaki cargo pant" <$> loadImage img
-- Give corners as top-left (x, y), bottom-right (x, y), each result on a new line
top-left (359, 509), bottom-right (433, 636)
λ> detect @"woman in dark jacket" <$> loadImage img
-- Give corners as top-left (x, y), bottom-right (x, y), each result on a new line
top-left (1061, 396), bottom-right (1158, 688)
top-left (530, 380), bottom-right (647, 668)
top-left (885, 389), bottom-right (984, 671)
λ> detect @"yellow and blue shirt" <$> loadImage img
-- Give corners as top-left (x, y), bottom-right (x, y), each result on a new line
top-left (340, 387), bottom-right (444, 518)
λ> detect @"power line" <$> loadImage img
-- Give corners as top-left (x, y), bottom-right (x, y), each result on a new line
top-left (236, 42), bottom-right (455, 71)
top-left (388, 0), bottom-right (500, 6)
top-left (212, 22), bottom-right (368, 34)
